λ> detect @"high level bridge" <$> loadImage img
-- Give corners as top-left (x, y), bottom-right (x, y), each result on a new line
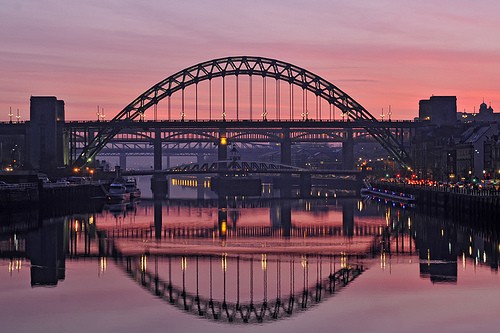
top-left (69, 56), bottom-right (416, 171)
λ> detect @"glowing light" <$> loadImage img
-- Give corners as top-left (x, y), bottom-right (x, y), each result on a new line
top-left (221, 254), bottom-right (227, 272)
top-left (181, 256), bottom-right (187, 271)
top-left (261, 254), bottom-right (268, 271)
top-left (140, 255), bottom-right (147, 272)
top-left (220, 137), bottom-right (227, 145)
top-left (380, 252), bottom-right (386, 270)
top-left (341, 253), bottom-right (348, 269)
top-left (8, 259), bottom-right (22, 273)
top-left (221, 220), bottom-right (227, 235)
top-left (73, 167), bottom-right (79, 173)
top-left (301, 255), bottom-right (308, 269)
top-left (100, 257), bottom-right (107, 273)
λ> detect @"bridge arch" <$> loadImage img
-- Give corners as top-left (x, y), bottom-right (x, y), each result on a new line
top-left (75, 56), bottom-right (411, 169)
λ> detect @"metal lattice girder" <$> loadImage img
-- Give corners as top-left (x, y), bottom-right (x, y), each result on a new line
top-left (168, 160), bottom-right (304, 173)
top-left (74, 56), bottom-right (411, 169)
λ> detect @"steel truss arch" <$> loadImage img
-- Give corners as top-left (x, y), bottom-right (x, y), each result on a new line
top-left (74, 56), bottom-right (411, 169)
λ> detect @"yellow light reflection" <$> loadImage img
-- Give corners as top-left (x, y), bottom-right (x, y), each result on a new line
top-left (181, 256), bottom-right (187, 271)
top-left (221, 254), bottom-right (227, 272)
top-left (261, 254), bottom-right (268, 271)
top-left (301, 255), bottom-right (308, 269)
top-left (380, 252), bottom-right (386, 270)
top-left (220, 137), bottom-right (227, 145)
top-left (8, 259), bottom-right (22, 273)
top-left (140, 255), bottom-right (147, 272)
top-left (221, 221), bottom-right (227, 235)
top-left (341, 253), bottom-right (347, 269)
top-left (100, 257), bottom-right (107, 274)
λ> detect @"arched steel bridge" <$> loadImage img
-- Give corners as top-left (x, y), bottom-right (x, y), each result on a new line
top-left (73, 56), bottom-right (412, 169)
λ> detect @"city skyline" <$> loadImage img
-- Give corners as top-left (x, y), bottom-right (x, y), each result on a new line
top-left (1, 0), bottom-right (499, 121)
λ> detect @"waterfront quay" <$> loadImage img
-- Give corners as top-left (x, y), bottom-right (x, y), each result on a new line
top-left (371, 181), bottom-right (500, 223)
top-left (0, 176), bottom-right (107, 208)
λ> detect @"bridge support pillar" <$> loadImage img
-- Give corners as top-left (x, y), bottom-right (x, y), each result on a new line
top-left (151, 175), bottom-right (168, 199)
top-left (197, 155), bottom-right (205, 199)
top-left (280, 129), bottom-right (292, 166)
top-left (342, 128), bottom-right (354, 170)
top-left (299, 173), bottom-right (311, 198)
top-left (342, 200), bottom-right (355, 237)
top-left (271, 201), bottom-right (292, 238)
top-left (154, 199), bottom-right (162, 240)
top-left (154, 130), bottom-right (162, 171)
top-left (119, 152), bottom-right (127, 170)
top-left (278, 129), bottom-right (293, 198)
top-left (151, 130), bottom-right (167, 199)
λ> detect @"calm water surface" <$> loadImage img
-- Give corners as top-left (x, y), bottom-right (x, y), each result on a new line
top-left (1, 183), bottom-right (499, 333)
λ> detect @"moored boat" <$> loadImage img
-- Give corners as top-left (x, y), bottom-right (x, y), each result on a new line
top-left (124, 178), bottom-right (141, 199)
top-left (107, 183), bottom-right (131, 202)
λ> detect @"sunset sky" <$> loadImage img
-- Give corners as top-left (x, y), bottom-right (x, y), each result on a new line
top-left (1, 0), bottom-right (499, 121)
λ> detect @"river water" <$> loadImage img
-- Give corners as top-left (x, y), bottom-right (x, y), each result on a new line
top-left (1, 181), bottom-right (499, 333)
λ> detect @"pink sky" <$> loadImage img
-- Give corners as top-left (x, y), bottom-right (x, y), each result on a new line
top-left (1, 0), bottom-right (499, 121)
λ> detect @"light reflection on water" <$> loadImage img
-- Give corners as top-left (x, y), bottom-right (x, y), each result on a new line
top-left (0, 194), bottom-right (499, 333)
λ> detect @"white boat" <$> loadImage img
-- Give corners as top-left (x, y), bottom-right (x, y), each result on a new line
top-left (124, 178), bottom-right (141, 199)
top-left (107, 183), bottom-right (131, 202)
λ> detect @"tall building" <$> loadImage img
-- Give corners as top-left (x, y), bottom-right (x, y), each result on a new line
top-left (419, 96), bottom-right (457, 127)
top-left (26, 96), bottom-right (66, 171)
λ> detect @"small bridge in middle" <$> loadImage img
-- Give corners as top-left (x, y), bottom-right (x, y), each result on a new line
top-left (122, 160), bottom-right (363, 178)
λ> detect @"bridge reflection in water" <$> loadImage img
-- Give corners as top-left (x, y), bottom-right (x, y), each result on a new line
top-left (4, 198), bottom-right (499, 325)
top-left (117, 253), bottom-right (362, 323)
top-left (101, 198), bottom-right (368, 323)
